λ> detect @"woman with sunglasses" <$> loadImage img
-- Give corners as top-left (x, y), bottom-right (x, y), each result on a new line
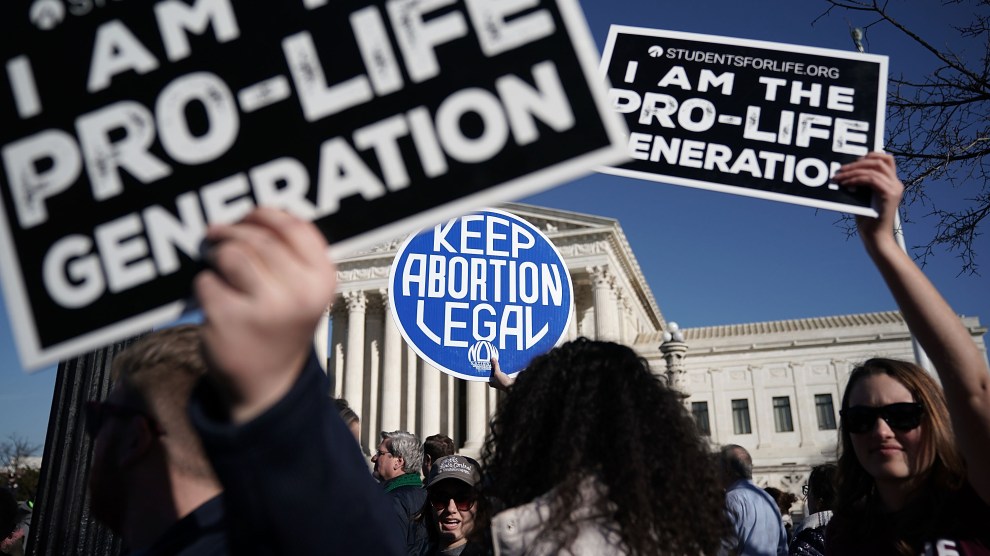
top-left (826, 153), bottom-right (990, 555)
top-left (418, 455), bottom-right (491, 556)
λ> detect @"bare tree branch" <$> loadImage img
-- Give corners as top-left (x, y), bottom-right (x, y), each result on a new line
top-left (819, 0), bottom-right (990, 273)
top-left (0, 434), bottom-right (40, 471)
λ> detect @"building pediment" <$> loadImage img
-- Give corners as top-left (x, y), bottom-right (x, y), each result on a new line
top-left (336, 203), bottom-right (665, 330)
top-left (339, 202), bottom-right (621, 260)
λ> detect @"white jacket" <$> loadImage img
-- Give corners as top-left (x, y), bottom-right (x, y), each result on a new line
top-left (490, 477), bottom-right (627, 556)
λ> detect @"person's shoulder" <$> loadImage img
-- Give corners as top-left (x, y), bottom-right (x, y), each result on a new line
top-left (491, 493), bottom-right (553, 555)
top-left (726, 480), bottom-right (762, 504)
top-left (790, 525), bottom-right (826, 553)
top-left (932, 481), bottom-right (990, 549)
top-left (724, 479), bottom-right (749, 497)
top-left (824, 511), bottom-right (865, 556)
top-left (727, 479), bottom-right (763, 494)
top-left (388, 484), bottom-right (426, 514)
top-left (462, 539), bottom-right (494, 556)
top-left (144, 495), bottom-right (228, 556)
top-left (389, 483), bottom-right (426, 497)
top-left (795, 524), bottom-right (825, 540)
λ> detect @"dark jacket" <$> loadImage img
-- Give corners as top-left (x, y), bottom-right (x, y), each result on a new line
top-left (419, 540), bottom-right (491, 556)
top-left (190, 352), bottom-right (404, 555)
top-left (384, 476), bottom-right (428, 555)
top-left (789, 525), bottom-right (825, 556)
top-left (825, 483), bottom-right (990, 555)
top-left (140, 495), bottom-right (227, 556)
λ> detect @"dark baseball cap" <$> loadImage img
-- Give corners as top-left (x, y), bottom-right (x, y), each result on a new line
top-left (426, 455), bottom-right (481, 488)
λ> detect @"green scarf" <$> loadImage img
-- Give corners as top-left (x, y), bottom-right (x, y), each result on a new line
top-left (384, 472), bottom-right (423, 493)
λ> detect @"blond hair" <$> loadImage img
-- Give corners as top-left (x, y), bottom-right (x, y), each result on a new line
top-left (112, 325), bottom-right (217, 481)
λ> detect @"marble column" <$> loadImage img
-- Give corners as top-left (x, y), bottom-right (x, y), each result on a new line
top-left (487, 384), bottom-right (499, 421)
top-left (343, 291), bottom-right (367, 423)
top-left (567, 281), bottom-right (579, 341)
top-left (380, 289), bottom-right (403, 433)
top-left (574, 283), bottom-right (593, 338)
top-left (462, 380), bottom-right (488, 456)
top-left (588, 265), bottom-right (619, 341)
top-left (405, 344), bottom-right (418, 433)
top-left (444, 374), bottom-right (455, 436)
top-left (364, 295), bottom-right (383, 449)
top-left (313, 304), bottom-right (330, 371)
top-left (329, 305), bottom-right (346, 398)
top-left (421, 361), bottom-right (442, 437)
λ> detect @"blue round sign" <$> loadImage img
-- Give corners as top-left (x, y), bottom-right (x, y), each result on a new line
top-left (389, 209), bottom-right (573, 381)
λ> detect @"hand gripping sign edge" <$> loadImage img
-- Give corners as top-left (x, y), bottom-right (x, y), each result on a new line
top-left (388, 208), bottom-right (573, 381)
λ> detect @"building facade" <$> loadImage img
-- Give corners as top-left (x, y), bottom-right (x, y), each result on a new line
top-left (319, 203), bottom-right (988, 505)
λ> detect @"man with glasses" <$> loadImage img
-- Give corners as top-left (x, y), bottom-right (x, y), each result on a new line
top-left (86, 325), bottom-right (226, 555)
top-left (717, 444), bottom-right (788, 556)
top-left (373, 431), bottom-right (428, 554)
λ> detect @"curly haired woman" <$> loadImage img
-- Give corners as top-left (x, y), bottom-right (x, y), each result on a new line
top-left (825, 153), bottom-right (990, 555)
top-left (483, 338), bottom-right (728, 555)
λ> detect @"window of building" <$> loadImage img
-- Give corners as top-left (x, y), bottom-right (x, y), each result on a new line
top-left (691, 401), bottom-right (711, 436)
top-left (731, 399), bottom-right (751, 435)
top-left (815, 393), bottom-right (837, 430)
top-left (773, 396), bottom-right (794, 432)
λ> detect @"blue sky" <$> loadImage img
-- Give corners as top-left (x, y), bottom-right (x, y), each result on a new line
top-left (2, 0), bottom-right (987, 454)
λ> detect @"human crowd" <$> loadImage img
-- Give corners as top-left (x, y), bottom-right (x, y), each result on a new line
top-left (1, 152), bottom-right (988, 555)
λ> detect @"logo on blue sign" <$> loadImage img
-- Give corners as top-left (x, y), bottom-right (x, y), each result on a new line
top-left (389, 209), bottom-right (573, 381)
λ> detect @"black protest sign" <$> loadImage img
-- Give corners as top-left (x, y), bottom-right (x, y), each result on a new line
top-left (0, 0), bottom-right (626, 369)
top-left (600, 26), bottom-right (887, 215)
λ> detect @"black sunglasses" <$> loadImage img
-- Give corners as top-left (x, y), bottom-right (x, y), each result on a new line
top-left (840, 402), bottom-right (924, 434)
top-left (428, 490), bottom-right (476, 512)
top-left (85, 400), bottom-right (163, 439)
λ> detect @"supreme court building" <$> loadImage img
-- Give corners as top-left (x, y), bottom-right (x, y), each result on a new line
top-left (316, 203), bottom-right (988, 502)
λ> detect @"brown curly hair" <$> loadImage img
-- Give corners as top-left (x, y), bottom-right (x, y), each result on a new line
top-left (481, 338), bottom-right (728, 555)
